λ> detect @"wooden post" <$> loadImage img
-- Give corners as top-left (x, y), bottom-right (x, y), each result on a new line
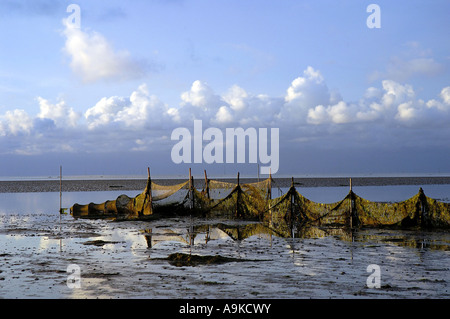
top-left (189, 168), bottom-right (192, 189)
top-left (189, 168), bottom-right (194, 210)
top-left (268, 170), bottom-right (272, 224)
top-left (349, 178), bottom-right (354, 228)
top-left (59, 165), bottom-right (62, 214)
top-left (147, 167), bottom-right (153, 214)
top-left (268, 169), bottom-right (272, 200)
top-left (236, 172), bottom-right (240, 218)
top-left (290, 177), bottom-right (294, 225)
top-left (204, 169), bottom-right (209, 199)
top-left (59, 165), bottom-right (62, 252)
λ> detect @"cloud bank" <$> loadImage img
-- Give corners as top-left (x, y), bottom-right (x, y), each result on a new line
top-left (1, 66), bottom-right (449, 161)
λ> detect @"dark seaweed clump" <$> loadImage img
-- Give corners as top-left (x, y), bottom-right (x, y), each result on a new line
top-left (164, 253), bottom-right (254, 267)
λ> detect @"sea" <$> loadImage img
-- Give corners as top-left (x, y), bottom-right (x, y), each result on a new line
top-left (0, 175), bottom-right (449, 300)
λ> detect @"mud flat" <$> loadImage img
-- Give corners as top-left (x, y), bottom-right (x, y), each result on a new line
top-left (0, 177), bottom-right (449, 299)
top-left (0, 213), bottom-right (449, 299)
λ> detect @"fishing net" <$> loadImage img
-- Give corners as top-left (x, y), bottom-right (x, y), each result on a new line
top-left (70, 174), bottom-right (450, 229)
top-left (151, 180), bottom-right (190, 201)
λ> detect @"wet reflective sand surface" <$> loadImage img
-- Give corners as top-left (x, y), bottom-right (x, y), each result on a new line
top-left (0, 211), bottom-right (448, 299)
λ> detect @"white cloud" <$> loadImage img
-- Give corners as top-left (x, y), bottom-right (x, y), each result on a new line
top-left (116, 84), bottom-right (167, 127)
top-left (178, 80), bottom-right (223, 123)
top-left (62, 19), bottom-right (146, 83)
top-left (85, 96), bottom-right (128, 129)
top-left (279, 66), bottom-right (332, 123)
top-left (214, 106), bottom-right (234, 124)
top-left (85, 84), bottom-right (171, 129)
top-left (180, 80), bottom-right (219, 109)
top-left (37, 97), bottom-right (80, 128)
top-left (1, 67), bottom-right (449, 157)
top-left (223, 85), bottom-right (248, 112)
top-left (307, 105), bottom-right (328, 125)
top-left (441, 87), bottom-right (450, 105)
top-left (284, 66), bottom-right (327, 104)
top-left (0, 109), bottom-right (33, 136)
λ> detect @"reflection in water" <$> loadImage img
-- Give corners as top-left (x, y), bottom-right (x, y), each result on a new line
top-left (0, 212), bottom-right (449, 299)
top-left (140, 220), bottom-right (450, 252)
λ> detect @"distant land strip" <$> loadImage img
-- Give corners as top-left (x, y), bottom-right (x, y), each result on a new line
top-left (1, 176), bottom-right (450, 193)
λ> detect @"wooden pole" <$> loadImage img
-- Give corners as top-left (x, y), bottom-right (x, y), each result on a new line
top-left (269, 169), bottom-right (272, 199)
top-left (59, 165), bottom-right (62, 252)
top-left (290, 177), bottom-right (294, 225)
top-left (268, 169), bottom-right (272, 224)
top-left (236, 172), bottom-right (240, 218)
top-left (189, 168), bottom-right (193, 210)
top-left (204, 170), bottom-right (209, 199)
top-left (59, 165), bottom-right (62, 214)
top-left (147, 167), bottom-right (152, 214)
top-left (349, 178), bottom-right (354, 228)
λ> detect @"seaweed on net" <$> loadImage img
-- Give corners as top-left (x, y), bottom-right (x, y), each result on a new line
top-left (70, 173), bottom-right (450, 229)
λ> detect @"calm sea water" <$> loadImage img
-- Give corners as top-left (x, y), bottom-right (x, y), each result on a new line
top-left (0, 185), bottom-right (449, 299)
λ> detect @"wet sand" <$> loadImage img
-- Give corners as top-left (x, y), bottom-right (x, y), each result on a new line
top-left (2, 176), bottom-right (450, 193)
top-left (0, 178), bottom-right (449, 300)
top-left (0, 214), bottom-right (449, 299)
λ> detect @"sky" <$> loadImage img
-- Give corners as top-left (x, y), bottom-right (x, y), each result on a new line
top-left (0, 0), bottom-right (449, 178)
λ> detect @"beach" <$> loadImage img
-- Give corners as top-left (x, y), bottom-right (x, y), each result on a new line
top-left (0, 176), bottom-right (449, 299)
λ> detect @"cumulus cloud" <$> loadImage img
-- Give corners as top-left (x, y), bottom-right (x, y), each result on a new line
top-left (37, 97), bottom-right (80, 128)
top-left (305, 79), bottom-right (450, 127)
top-left (85, 96), bottom-right (128, 129)
top-left (278, 66), bottom-right (333, 124)
top-left (440, 87), bottom-right (450, 105)
top-left (1, 66), bottom-right (449, 156)
top-left (85, 84), bottom-right (173, 130)
top-left (62, 19), bottom-right (147, 83)
top-left (0, 109), bottom-right (33, 136)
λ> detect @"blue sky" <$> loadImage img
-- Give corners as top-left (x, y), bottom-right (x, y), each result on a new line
top-left (0, 0), bottom-right (449, 178)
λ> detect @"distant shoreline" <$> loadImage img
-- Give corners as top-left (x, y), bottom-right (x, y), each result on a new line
top-left (1, 176), bottom-right (450, 193)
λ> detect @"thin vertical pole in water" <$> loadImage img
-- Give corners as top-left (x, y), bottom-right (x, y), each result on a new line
top-left (236, 172), bottom-right (240, 218)
top-left (268, 169), bottom-right (272, 224)
top-left (268, 169), bottom-right (272, 200)
top-left (147, 167), bottom-right (152, 215)
top-left (290, 177), bottom-right (294, 228)
top-left (59, 165), bottom-right (62, 215)
top-left (204, 169), bottom-right (209, 199)
top-left (189, 168), bottom-right (194, 210)
top-left (59, 165), bottom-right (62, 251)
top-left (349, 178), bottom-right (354, 229)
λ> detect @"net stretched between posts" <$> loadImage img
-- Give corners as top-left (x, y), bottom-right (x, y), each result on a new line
top-left (70, 174), bottom-right (450, 228)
